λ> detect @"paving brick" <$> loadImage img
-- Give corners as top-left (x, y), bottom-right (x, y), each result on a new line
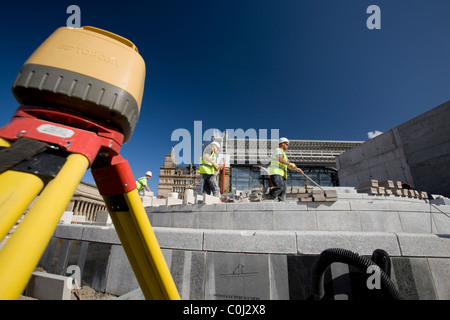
top-left (379, 180), bottom-right (395, 188)
top-left (324, 190), bottom-right (338, 198)
top-left (312, 195), bottom-right (326, 202)
top-left (358, 179), bottom-right (379, 188)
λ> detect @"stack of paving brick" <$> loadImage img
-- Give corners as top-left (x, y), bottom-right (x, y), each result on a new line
top-left (294, 185), bottom-right (338, 202)
top-left (357, 179), bottom-right (428, 199)
top-left (249, 185), bottom-right (264, 202)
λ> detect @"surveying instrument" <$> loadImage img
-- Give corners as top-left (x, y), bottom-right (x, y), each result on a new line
top-left (0, 26), bottom-right (180, 300)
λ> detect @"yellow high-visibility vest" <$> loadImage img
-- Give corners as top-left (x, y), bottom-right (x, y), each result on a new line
top-left (136, 177), bottom-right (147, 191)
top-left (199, 150), bottom-right (216, 175)
top-left (269, 148), bottom-right (287, 179)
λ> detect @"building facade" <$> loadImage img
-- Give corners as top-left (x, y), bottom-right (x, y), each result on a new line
top-left (157, 139), bottom-right (363, 197)
top-left (157, 153), bottom-right (200, 199)
top-left (225, 138), bottom-right (363, 192)
top-left (65, 181), bottom-right (107, 221)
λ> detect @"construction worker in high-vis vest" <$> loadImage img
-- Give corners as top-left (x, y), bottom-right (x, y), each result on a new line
top-left (199, 141), bottom-right (223, 197)
top-left (267, 137), bottom-right (303, 201)
top-left (136, 171), bottom-right (152, 194)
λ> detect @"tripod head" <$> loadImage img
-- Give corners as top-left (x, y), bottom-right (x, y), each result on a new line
top-left (11, 26), bottom-right (145, 143)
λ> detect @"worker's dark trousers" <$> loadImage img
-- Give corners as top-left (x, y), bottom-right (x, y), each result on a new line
top-left (202, 174), bottom-right (220, 197)
top-left (268, 174), bottom-right (286, 201)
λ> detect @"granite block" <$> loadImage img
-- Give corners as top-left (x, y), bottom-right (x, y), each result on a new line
top-left (296, 231), bottom-right (401, 256)
top-left (203, 230), bottom-right (297, 254)
top-left (273, 210), bottom-right (317, 231)
top-left (316, 211), bottom-right (361, 231)
top-left (359, 211), bottom-right (403, 233)
top-left (105, 245), bottom-right (139, 296)
top-left (154, 227), bottom-right (204, 251)
top-left (427, 258), bottom-right (450, 299)
top-left (205, 252), bottom-right (270, 300)
top-left (395, 233), bottom-right (450, 257)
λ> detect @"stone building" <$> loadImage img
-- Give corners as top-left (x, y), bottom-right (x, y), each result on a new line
top-left (157, 139), bottom-right (363, 197)
top-left (65, 181), bottom-right (107, 222)
top-left (157, 153), bottom-right (200, 199)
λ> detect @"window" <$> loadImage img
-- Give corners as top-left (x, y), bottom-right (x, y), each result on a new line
top-left (231, 166), bottom-right (265, 192)
top-left (230, 166), bottom-right (338, 192)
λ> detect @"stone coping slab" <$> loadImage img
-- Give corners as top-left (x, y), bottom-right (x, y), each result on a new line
top-left (145, 199), bottom-right (450, 234)
top-left (52, 225), bottom-right (450, 258)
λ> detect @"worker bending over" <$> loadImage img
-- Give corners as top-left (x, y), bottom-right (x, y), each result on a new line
top-left (136, 171), bottom-right (152, 194)
top-left (267, 137), bottom-right (303, 201)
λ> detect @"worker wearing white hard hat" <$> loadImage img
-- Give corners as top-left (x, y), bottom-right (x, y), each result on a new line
top-left (199, 141), bottom-right (224, 197)
top-left (136, 171), bottom-right (152, 194)
top-left (266, 137), bottom-right (303, 201)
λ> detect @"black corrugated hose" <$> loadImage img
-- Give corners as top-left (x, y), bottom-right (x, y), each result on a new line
top-left (310, 248), bottom-right (402, 300)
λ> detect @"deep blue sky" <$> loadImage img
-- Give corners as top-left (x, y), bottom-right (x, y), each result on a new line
top-left (0, 1), bottom-right (449, 193)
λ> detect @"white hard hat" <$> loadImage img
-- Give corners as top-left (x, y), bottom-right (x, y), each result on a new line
top-left (211, 141), bottom-right (220, 149)
top-left (279, 137), bottom-right (289, 144)
top-left (146, 171), bottom-right (152, 177)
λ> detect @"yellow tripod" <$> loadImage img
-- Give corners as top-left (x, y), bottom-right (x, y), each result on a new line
top-left (0, 26), bottom-right (180, 300)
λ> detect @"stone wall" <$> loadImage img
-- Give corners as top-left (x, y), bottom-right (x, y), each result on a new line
top-left (37, 188), bottom-right (450, 300)
top-left (39, 224), bottom-right (450, 300)
top-left (337, 101), bottom-right (450, 198)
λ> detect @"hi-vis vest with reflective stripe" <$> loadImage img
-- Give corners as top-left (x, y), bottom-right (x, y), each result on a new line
top-left (136, 177), bottom-right (147, 191)
top-left (269, 148), bottom-right (287, 179)
top-left (199, 150), bottom-right (216, 175)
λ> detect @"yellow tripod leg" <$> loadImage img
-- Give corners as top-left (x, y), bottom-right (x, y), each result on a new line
top-left (0, 137), bottom-right (45, 247)
top-left (0, 153), bottom-right (89, 300)
top-left (107, 190), bottom-right (180, 300)
top-left (93, 155), bottom-right (180, 300)
top-left (0, 137), bottom-right (9, 147)
top-left (0, 170), bottom-right (44, 241)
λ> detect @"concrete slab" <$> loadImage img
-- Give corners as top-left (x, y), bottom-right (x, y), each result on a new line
top-left (204, 194), bottom-right (221, 205)
top-left (296, 231), bottom-right (401, 256)
top-left (427, 258), bottom-right (450, 299)
top-left (53, 224), bottom-right (84, 239)
top-left (154, 227), bottom-right (204, 251)
top-left (359, 211), bottom-right (403, 233)
top-left (205, 252), bottom-right (271, 300)
top-left (203, 230), bottom-right (297, 254)
top-left (25, 271), bottom-right (73, 300)
top-left (232, 210), bottom-right (274, 230)
top-left (273, 210), bottom-right (317, 231)
top-left (95, 210), bottom-right (112, 226)
top-left (81, 225), bottom-right (120, 244)
top-left (349, 200), bottom-right (392, 211)
top-left (316, 211), bottom-right (361, 232)
top-left (397, 211), bottom-right (437, 234)
top-left (198, 210), bottom-right (234, 229)
top-left (60, 211), bottom-right (74, 224)
top-left (307, 201), bottom-right (351, 211)
top-left (106, 245), bottom-right (139, 296)
top-left (395, 233), bottom-right (450, 257)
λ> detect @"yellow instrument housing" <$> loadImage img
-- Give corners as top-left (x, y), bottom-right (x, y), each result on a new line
top-left (12, 26), bottom-right (146, 142)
